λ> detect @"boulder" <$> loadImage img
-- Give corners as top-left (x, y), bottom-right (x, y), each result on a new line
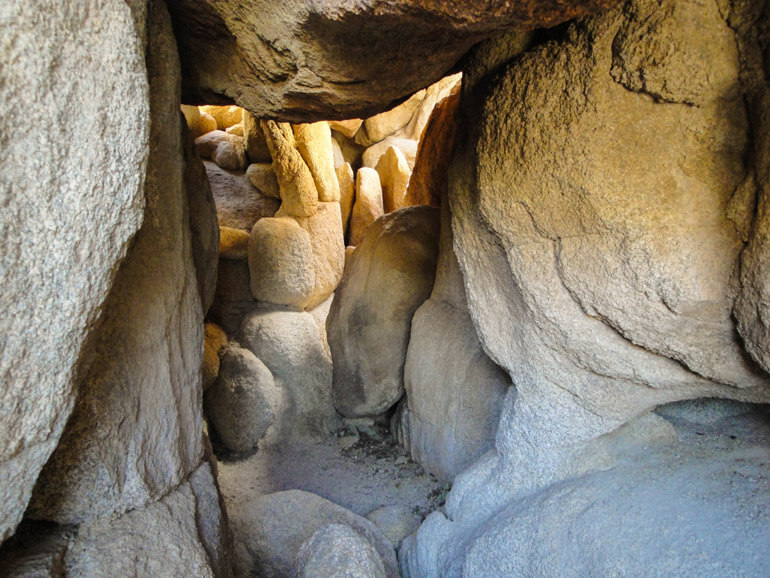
top-left (194, 130), bottom-right (238, 159)
top-left (293, 202), bottom-right (346, 309)
top-left (204, 346), bottom-right (280, 452)
top-left (66, 462), bottom-right (231, 577)
top-left (200, 105), bottom-right (243, 130)
top-left (246, 162), bottom-right (280, 198)
top-left (199, 110), bottom-right (218, 135)
top-left (205, 161), bottom-right (280, 231)
top-left (362, 90), bottom-right (425, 145)
top-left (240, 309), bottom-right (337, 439)
top-left (336, 163), bottom-right (355, 234)
top-left (362, 137), bottom-right (418, 171)
top-left (329, 119), bottom-right (364, 139)
top-left (328, 206), bottom-right (440, 417)
top-left (219, 226), bottom-right (250, 260)
top-left (26, 3), bottom-right (206, 525)
top-left (375, 145), bottom-right (410, 213)
top-left (248, 217), bottom-right (316, 309)
top-left (349, 167), bottom-right (384, 246)
top-left (208, 259), bottom-right (255, 334)
top-left (401, 403), bottom-right (770, 577)
top-left (181, 104), bottom-right (203, 139)
top-left (212, 138), bottom-right (247, 170)
top-left (294, 122), bottom-right (341, 202)
top-left (230, 490), bottom-right (397, 578)
top-left (404, 82), bottom-right (461, 207)
top-left (166, 0), bottom-right (613, 121)
top-left (331, 138), bottom-right (345, 168)
top-left (261, 120), bottom-right (319, 218)
top-left (365, 505), bottom-right (422, 549)
top-left (242, 110), bottom-right (272, 163)
top-left (295, 524), bottom-right (387, 578)
top-left (225, 123), bottom-right (244, 136)
top-left (406, 2), bottom-right (770, 574)
top-left (399, 73), bottom-right (462, 142)
top-left (402, 200), bottom-right (508, 480)
top-left (203, 323), bottom-right (228, 391)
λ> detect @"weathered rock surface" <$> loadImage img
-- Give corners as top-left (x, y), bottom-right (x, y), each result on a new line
top-left (376, 145), bottom-right (411, 213)
top-left (194, 130), bottom-right (239, 159)
top-left (205, 161), bottom-right (280, 230)
top-left (401, 402), bottom-right (770, 577)
top-left (407, 1), bottom-right (770, 573)
top-left (230, 490), bottom-right (397, 577)
top-left (27, 2), bottom-right (206, 525)
top-left (405, 83), bottom-right (461, 207)
top-left (218, 226), bottom-right (250, 259)
top-left (212, 138), bottom-right (247, 171)
top-left (294, 122), bottom-right (341, 202)
top-left (295, 523), bottom-right (387, 578)
top-left (349, 167), bottom-right (384, 246)
top-left (328, 206), bottom-right (440, 417)
top-left (365, 505), bottom-right (422, 549)
top-left (329, 119), bottom-right (363, 139)
top-left (0, 0), bottom-right (149, 541)
top-left (208, 259), bottom-right (256, 334)
top-left (248, 217), bottom-right (316, 308)
top-left (225, 123), bottom-right (244, 136)
top-left (261, 120), bottom-right (319, 217)
top-left (240, 309), bottom-right (337, 439)
top-left (362, 137), bottom-right (418, 171)
top-left (203, 322), bottom-right (229, 391)
top-left (167, 0), bottom-right (614, 121)
top-left (294, 202), bottom-right (346, 308)
top-left (246, 162), bottom-right (280, 198)
top-left (204, 346), bottom-right (280, 452)
top-left (66, 462), bottom-right (231, 577)
top-left (362, 90), bottom-right (425, 145)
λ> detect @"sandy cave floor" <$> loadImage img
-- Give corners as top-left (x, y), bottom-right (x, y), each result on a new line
top-left (214, 421), bottom-right (446, 544)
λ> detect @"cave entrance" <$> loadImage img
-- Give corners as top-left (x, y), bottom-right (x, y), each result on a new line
top-left (188, 74), bottom-right (464, 574)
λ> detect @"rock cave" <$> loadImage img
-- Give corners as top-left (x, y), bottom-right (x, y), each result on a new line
top-left (1, 0), bottom-right (770, 576)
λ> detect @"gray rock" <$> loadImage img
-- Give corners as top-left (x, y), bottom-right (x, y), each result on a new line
top-left (66, 462), bottom-right (230, 577)
top-left (240, 308), bottom-right (337, 440)
top-left (165, 0), bottom-right (612, 121)
top-left (208, 259), bottom-right (256, 334)
top-left (205, 161), bottom-right (279, 231)
top-left (230, 489), bottom-right (397, 578)
top-left (246, 162), bottom-right (280, 198)
top-left (328, 206), bottom-right (440, 417)
top-left (0, 0), bottom-right (149, 540)
top-left (27, 1), bottom-right (206, 525)
top-left (295, 523), bottom-right (387, 578)
top-left (204, 347), bottom-right (280, 453)
top-left (401, 406), bottom-right (770, 577)
top-left (365, 505), bottom-right (422, 548)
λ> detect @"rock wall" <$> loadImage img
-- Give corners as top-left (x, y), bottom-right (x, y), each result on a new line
top-left (0, 0), bottom-right (232, 574)
top-left (0, 0), bottom-right (149, 542)
top-left (403, 0), bottom-right (770, 574)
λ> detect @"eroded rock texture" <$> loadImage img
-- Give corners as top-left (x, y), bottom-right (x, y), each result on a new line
top-left (403, 0), bottom-right (770, 574)
top-left (165, 0), bottom-right (617, 122)
top-left (0, 0), bottom-right (149, 542)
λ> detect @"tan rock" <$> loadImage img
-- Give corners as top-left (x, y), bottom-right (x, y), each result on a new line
top-left (401, 73), bottom-right (462, 141)
top-left (332, 138), bottom-right (345, 168)
top-left (294, 202), bottom-right (346, 309)
top-left (375, 145), bottom-right (410, 214)
top-left (212, 138), bottom-right (247, 170)
top-left (203, 323), bottom-right (228, 391)
top-left (336, 163), bottom-right (355, 234)
top-left (246, 163), bottom-right (280, 198)
top-left (362, 137), bottom-right (418, 170)
top-left (261, 120), bottom-right (318, 218)
top-left (219, 226), bottom-right (251, 260)
top-left (329, 119), bottom-right (363, 139)
top-left (243, 109), bottom-right (272, 163)
top-left (226, 123), bottom-right (244, 136)
top-left (293, 122), bottom-right (341, 202)
top-left (248, 217), bottom-right (316, 308)
top-left (349, 168), bottom-right (384, 246)
top-left (363, 89), bottom-right (426, 144)
top-left (199, 110), bottom-right (218, 135)
top-left (180, 104), bottom-right (202, 139)
top-left (200, 104), bottom-right (243, 130)
top-left (405, 83), bottom-right (460, 207)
